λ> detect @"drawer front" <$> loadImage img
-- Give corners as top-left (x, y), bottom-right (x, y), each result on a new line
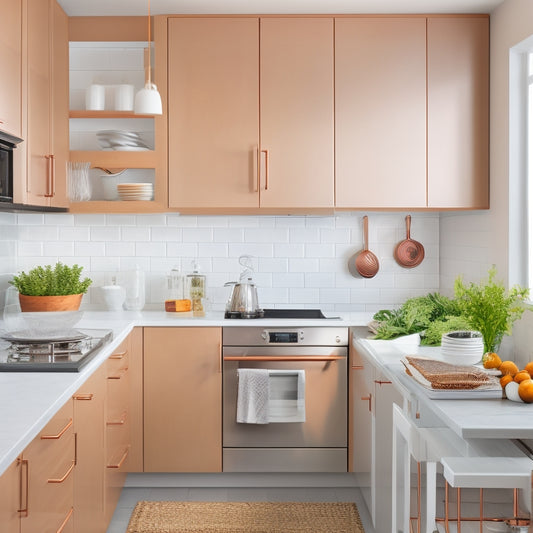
top-left (21, 401), bottom-right (75, 533)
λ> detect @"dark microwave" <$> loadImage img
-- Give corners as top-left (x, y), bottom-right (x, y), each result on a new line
top-left (0, 130), bottom-right (23, 203)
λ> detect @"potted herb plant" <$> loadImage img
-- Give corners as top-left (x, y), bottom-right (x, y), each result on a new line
top-left (10, 263), bottom-right (92, 312)
top-left (454, 267), bottom-right (530, 354)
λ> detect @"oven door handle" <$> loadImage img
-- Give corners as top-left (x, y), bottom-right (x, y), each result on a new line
top-left (223, 355), bottom-right (345, 362)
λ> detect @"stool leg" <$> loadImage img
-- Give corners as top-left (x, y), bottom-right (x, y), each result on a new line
top-left (425, 462), bottom-right (437, 533)
top-left (417, 462), bottom-right (421, 533)
top-left (445, 482), bottom-right (450, 533)
top-left (457, 487), bottom-right (462, 533)
top-left (479, 488), bottom-right (483, 533)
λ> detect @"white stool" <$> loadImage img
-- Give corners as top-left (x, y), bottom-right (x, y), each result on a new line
top-left (441, 448), bottom-right (533, 533)
top-left (392, 403), bottom-right (468, 533)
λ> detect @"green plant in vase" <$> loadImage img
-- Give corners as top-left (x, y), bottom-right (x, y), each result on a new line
top-left (453, 267), bottom-right (530, 353)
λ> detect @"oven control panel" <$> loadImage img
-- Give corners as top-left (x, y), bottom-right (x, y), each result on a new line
top-left (261, 330), bottom-right (304, 343)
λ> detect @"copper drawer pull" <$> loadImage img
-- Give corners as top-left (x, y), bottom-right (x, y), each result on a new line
top-left (110, 350), bottom-right (128, 360)
top-left (47, 460), bottom-right (75, 483)
top-left (18, 458), bottom-right (29, 517)
top-left (56, 507), bottom-right (74, 533)
top-left (223, 356), bottom-right (344, 362)
top-left (361, 394), bottom-right (372, 412)
top-left (41, 418), bottom-right (73, 440)
top-left (73, 393), bottom-right (94, 401)
top-left (107, 446), bottom-right (129, 469)
top-left (107, 411), bottom-right (127, 426)
top-left (375, 380), bottom-right (392, 385)
top-left (352, 365), bottom-right (364, 370)
top-left (108, 367), bottom-right (129, 380)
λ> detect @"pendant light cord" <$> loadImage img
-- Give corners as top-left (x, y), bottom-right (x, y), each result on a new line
top-left (147, 0), bottom-right (152, 86)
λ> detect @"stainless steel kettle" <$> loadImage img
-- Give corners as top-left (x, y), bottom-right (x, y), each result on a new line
top-left (224, 278), bottom-right (263, 318)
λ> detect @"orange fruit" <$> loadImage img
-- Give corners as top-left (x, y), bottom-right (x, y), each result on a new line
top-left (524, 362), bottom-right (533, 375)
top-left (518, 379), bottom-right (533, 403)
top-left (499, 360), bottom-right (519, 377)
top-left (514, 370), bottom-right (531, 383)
top-left (500, 374), bottom-right (513, 388)
top-left (482, 352), bottom-right (502, 369)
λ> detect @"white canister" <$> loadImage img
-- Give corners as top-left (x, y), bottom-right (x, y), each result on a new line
top-left (114, 84), bottom-right (134, 111)
top-left (99, 285), bottom-right (126, 311)
top-left (101, 173), bottom-right (119, 201)
top-left (85, 84), bottom-right (105, 111)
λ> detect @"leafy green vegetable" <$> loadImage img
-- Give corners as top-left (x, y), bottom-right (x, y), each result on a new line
top-left (373, 293), bottom-right (461, 340)
top-left (10, 263), bottom-right (92, 296)
top-left (454, 267), bottom-right (530, 353)
top-left (421, 316), bottom-right (473, 346)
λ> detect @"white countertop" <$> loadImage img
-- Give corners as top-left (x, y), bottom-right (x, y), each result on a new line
top-left (355, 337), bottom-right (533, 441)
top-left (0, 310), bottom-right (370, 477)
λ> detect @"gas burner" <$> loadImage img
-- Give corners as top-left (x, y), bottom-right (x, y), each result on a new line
top-left (0, 329), bottom-right (113, 372)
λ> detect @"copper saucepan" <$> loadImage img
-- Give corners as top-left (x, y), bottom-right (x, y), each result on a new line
top-left (394, 215), bottom-right (425, 268)
top-left (349, 216), bottom-right (380, 278)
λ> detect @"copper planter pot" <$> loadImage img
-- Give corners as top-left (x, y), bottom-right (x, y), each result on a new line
top-left (18, 293), bottom-right (83, 312)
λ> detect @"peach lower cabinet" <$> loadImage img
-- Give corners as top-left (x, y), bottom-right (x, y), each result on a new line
top-left (0, 327), bottom-right (143, 533)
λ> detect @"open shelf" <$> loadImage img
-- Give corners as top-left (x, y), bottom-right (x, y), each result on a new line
top-left (69, 150), bottom-right (157, 168)
top-left (69, 110), bottom-right (157, 119)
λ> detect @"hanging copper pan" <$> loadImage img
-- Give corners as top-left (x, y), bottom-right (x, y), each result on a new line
top-left (394, 215), bottom-right (425, 268)
top-left (349, 216), bottom-right (380, 278)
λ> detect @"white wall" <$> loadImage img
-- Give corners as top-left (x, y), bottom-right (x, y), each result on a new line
top-left (439, 0), bottom-right (533, 364)
top-left (7, 212), bottom-right (439, 313)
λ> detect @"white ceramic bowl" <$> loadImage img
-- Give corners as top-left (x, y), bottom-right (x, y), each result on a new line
top-left (441, 330), bottom-right (484, 365)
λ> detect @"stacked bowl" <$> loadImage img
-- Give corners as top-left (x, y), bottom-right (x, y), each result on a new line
top-left (117, 183), bottom-right (153, 201)
top-left (96, 130), bottom-right (149, 151)
top-left (441, 330), bottom-right (484, 366)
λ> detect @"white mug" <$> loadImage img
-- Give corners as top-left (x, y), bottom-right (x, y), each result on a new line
top-left (85, 84), bottom-right (105, 111)
top-left (114, 84), bottom-right (134, 111)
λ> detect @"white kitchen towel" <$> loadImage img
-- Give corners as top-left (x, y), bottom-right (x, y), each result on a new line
top-left (236, 368), bottom-right (270, 424)
top-left (268, 369), bottom-right (306, 423)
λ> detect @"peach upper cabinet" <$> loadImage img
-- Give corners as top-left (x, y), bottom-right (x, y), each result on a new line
top-left (25, 0), bottom-right (69, 208)
top-left (167, 17), bottom-right (334, 211)
top-left (427, 16), bottom-right (489, 209)
top-left (335, 17), bottom-right (427, 209)
top-left (0, 0), bottom-right (22, 139)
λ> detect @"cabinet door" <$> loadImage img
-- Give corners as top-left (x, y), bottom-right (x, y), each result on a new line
top-left (335, 18), bottom-right (426, 209)
top-left (73, 365), bottom-right (106, 533)
top-left (259, 18), bottom-right (334, 209)
top-left (427, 16), bottom-right (489, 208)
top-left (50, 0), bottom-right (69, 208)
top-left (168, 18), bottom-right (259, 209)
top-left (26, 0), bottom-right (52, 204)
top-left (128, 327), bottom-right (144, 472)
top-left (0, 457), bottom-right (21, 533)
top-left (144, 327), bottom-right (222, 472)
top-left (21, 400), bottom-right (75, 533)
top-left (0, 0), bottom-right (22, 138)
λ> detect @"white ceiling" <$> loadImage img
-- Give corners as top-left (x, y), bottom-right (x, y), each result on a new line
top-left (58, 0), bottom-right (505, 17)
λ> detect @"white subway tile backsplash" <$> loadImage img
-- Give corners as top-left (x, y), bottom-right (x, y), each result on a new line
top-left (8, 213), bottom-right (443, 311)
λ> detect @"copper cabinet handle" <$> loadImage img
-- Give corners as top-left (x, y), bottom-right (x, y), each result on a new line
top-left (107, 411), bottom-right (127, 425)
top-left (107, 446), bottom-right (130, 469)
top-left (18, 458), bottom-right (29, 517)
top-left (361, 394), bottom-right (372, 412)
top-left (352, 365), bottom-right (364, 370)
top-left (73, 393), bottom-right (94, 401)
top-left (41, 418), bottom-right (73, 440)
top-left (108, 367), bottom-right (129, 380)
top-left (375, 380), bottom-right (392, 385)
top-left (223, 356), bottom-right (344, 362)
top-left (218, 343), bottom-right (222, 374)
top-left (261, 149), bottom-right (269, 190)
top-left (47, 460), bottom-right (75, 483)
top-left (44, 154), bottom-right (54, 197)
top-left (256, 146), bottom-right (260, 193)
top-left (56, 507), bottom-right (74, 533)
top-left (109, 350), bottom-right (128, 360)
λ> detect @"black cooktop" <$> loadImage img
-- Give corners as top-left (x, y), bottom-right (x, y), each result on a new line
top-left (225, 308), bottom-right (328, 319)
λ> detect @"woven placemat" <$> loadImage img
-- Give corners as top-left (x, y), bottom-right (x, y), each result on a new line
top-left (127, 501), bottom-right (365, 533)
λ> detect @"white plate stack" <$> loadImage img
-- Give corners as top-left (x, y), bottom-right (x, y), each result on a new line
top-left (441, 330), bottom-right (484, 366)
top-left (117, 183), bottom-right (153, 201)
top-left (96, 130), bottom-right (149, 151)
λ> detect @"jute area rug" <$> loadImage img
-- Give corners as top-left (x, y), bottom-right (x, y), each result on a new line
top-left (126, 501), bottom-right (365, 533)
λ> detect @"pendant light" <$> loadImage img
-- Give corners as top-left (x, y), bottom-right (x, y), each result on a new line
top-left (134, 0), bottom-right (162, 115)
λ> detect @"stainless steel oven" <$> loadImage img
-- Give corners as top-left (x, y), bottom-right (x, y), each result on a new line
top-left (222, 326), bottom-right (348, 472)
top-left (0, 130), bottom-right (23, 203)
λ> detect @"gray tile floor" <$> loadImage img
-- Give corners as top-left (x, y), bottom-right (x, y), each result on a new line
top-left (106, 486), bottom-right (375, 533)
